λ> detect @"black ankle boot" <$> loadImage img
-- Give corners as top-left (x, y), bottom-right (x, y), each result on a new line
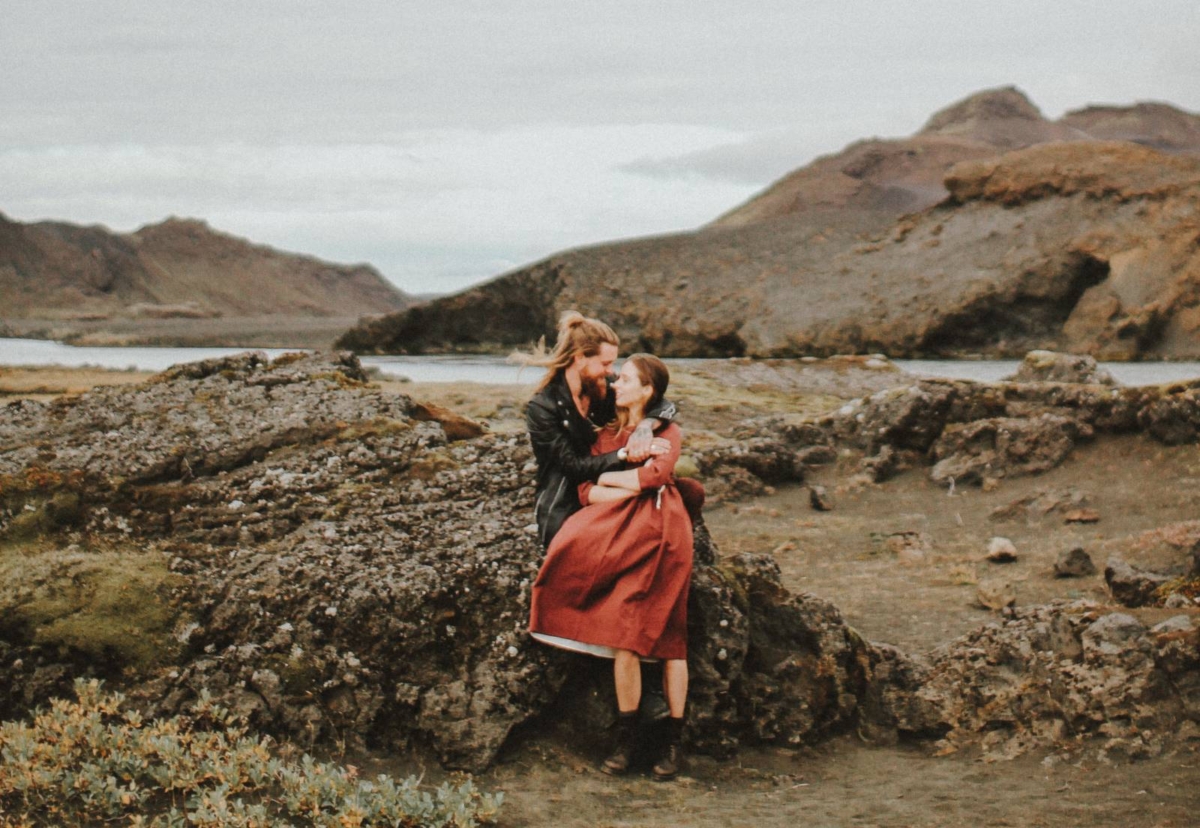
top-left (652, 717), bottom-right (684, 781)
top-left (602, 711), bottom-right (639, 775)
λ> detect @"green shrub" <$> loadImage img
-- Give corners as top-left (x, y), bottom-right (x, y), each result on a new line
top-left (0, 679), bottom-right (502, 827)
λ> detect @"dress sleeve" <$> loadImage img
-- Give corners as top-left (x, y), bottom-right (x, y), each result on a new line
top-left (578, 431), bottom-right (615, 504)
top-left (636, 423), bottom-right (681, 490)
top-left (578, 480), bottom-right (595, 505)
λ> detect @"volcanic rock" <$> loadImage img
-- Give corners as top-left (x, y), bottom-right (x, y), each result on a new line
top-left (1054, 547), bottom-right (1097, 578)
top-left (1104, 557), bottom-right (1173, 607)
top-left (1063, 508), bottom-right (1101, 524)
top-left (990, 488), bottom-right (1091, 524)
top-left (869, 601), bottom-right (1200, 757)
top-left (1004, 350), bottom-right (1117, 385)
top-left (3, 351), bottom-right (1197, 770)
top-left (930, 415), bottom-right (1089, 487)
top-left (976, 580), bottom-right (1017, 610)
top-left (808, 484), bottom-right (833, 511)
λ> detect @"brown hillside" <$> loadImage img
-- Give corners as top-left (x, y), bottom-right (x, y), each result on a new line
top-left (0, 215), bottom-right (411, 324)
top-left (711, 87), bottom-right (1087, 230)
top-left (1059, 102), bottom-right (1200, 154)
top-left (339, 88), bottom-right (1200, 359)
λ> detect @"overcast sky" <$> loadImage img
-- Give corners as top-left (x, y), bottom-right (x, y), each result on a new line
top-left (3, 1), bottom-right (1198, 294)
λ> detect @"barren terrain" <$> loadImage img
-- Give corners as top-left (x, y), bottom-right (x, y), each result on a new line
top-left (3, 359), bottom-right (1197, 827)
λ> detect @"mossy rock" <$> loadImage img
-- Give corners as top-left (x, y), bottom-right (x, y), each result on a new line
top-left (0, 541), bottom-right (189, 674)
top-left (336, 417), bottom-right (413, 442)
top-left (676, 454), bottom-right (701, 479)
top-left (3, 492), bottom-right (85, 541)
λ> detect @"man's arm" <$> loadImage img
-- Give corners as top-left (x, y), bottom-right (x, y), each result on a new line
top-left (625, 395), bottom-right (677, 462)
top-left (526, 399), bottom-right (624, 484)
top-left (598, 424), bottom-right (681, 491)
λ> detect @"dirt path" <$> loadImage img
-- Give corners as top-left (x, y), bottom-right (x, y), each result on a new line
top-left (355, 732), bottom-right (1197, 828)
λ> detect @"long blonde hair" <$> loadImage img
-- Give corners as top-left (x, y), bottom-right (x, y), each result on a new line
top-left (513, 310), bottom-right (619, 392)
top-left (608, 353), bottom-right (669, 433)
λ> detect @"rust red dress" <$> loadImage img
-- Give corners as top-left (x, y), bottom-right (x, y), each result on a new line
top-left (529, 423), bottom-right (693, 660)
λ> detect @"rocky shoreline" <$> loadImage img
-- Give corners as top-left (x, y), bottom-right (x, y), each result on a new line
top-left (1, 351), bottom-right (1197, 777)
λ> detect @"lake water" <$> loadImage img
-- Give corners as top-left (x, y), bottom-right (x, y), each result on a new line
top-left (3, 338), bottom-right (1200, 387)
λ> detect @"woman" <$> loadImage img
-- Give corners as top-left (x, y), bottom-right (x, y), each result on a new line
top-left (529, 354), bottom-right (693, 780)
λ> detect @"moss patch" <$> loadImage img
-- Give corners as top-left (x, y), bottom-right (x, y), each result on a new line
top-left (335, 417), bottom-right (413, 442)
top-left (0, 540), bottom-right (189, 674)
top-left (404, 449), bottom-right (461, 481)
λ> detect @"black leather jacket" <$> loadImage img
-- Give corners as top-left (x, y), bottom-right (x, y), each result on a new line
top-left (526, 373), bottom-right (676, 548)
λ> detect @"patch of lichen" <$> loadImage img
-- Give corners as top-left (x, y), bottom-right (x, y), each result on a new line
top-left (1, 468), bottom-right (88, 542)
top-left (278, 652), bottom-right (326, 696)
top-left (0, 467), bottom-right (83, 504)
top-left (335, 417), bottom-right (413, 442)
top-left (403, 449), bottom-right (461, 481)
top-left (715, 560), bottom-right (752, 615)
top-left (1157, 575), bottom-right (1200, 602)
top-left (0, 539), bottom-right (189, 675)
top-left (4, 492), bottom-right (85, 542)
top-left (270, 351), bottom-right (310, 368)
top-left (312, 370), bottom-right (369, 389)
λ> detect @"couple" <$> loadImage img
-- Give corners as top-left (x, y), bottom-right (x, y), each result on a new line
top-left (523, 311), bottom-right (701, 781)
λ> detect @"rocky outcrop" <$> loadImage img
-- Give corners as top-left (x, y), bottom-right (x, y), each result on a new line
top-left (0, 214), bottom-right (411, 326)
top-left (929, 415), bottom-right (1091, 487)
top-left (1059, 102), bottom-right (1200, 155)
top-left (694, 365), bottom-right (1200, 494)
top-left (2, 353), bottom-right (1196, 771)
top-left (0, 352), bottom-right (879, 770)
top-left (339, 89), bottom-right (1200, 360)
top-left (868, 602), bottom-right (1200, 760)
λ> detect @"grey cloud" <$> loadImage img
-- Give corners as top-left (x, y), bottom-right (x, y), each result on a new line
top-left (621, 131), bottom-right (846, 186)
top-left (2, 0), bottom-right (1198, 295)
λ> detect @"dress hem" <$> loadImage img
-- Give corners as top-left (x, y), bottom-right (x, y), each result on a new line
top-left (529, 632), bottom-right (661, 663)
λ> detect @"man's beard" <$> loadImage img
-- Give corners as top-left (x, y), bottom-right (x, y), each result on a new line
top-left (583, 372), bottom-right (609, 402)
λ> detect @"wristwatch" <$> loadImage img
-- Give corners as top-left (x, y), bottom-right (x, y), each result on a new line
top-left (617, 447), bottom-right (628, 461)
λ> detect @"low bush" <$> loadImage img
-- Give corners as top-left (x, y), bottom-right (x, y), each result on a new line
top-left (0, 679), bottom-right (502, 827)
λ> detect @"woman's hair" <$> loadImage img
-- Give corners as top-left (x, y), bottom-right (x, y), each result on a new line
top-left (609, 353), bottom-right (669, 433)
top-left (512, 310), bottom-right (619, 392)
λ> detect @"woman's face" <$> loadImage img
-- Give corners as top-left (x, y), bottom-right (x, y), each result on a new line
top-left (613, 360), bottom-right (652, 410)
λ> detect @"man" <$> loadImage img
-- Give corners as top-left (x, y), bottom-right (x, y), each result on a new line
top-left (524, 311), bottom-right (675, 548)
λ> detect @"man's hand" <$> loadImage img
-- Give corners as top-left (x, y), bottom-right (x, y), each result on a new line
top-left (625, 420), bottom-right (669, 463)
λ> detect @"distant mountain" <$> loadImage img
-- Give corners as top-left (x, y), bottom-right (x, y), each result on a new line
top-left (337, 87), bottom-right (1200, 360)
top-left (0, 215), bottom-right (412, 325)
